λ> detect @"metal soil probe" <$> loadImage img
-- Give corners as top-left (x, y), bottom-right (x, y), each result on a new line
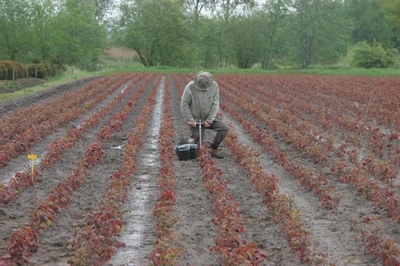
top-left (197, 119), bottom-right (203, 148)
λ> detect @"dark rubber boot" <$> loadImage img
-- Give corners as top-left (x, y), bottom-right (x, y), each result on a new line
top-left (210, 146), bottom-right (223, 159)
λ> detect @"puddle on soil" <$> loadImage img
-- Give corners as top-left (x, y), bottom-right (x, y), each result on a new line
top-left (3, 154), bottom-right (43, 184)
top-left (108, 76), bottom-right (165, 265)
top-left (138, 174), bottom-right (150, 181)
top-left (139, 153), bottom-right (158, 167)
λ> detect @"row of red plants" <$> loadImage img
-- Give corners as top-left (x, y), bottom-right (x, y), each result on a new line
top-left (66, 75), bottom-right (162, 265)
top-left (0, 73), bottom-right (149, 206)
top-left (0, 73), bottom-right (135, 168)
top-left (197, 146), bottom-right (267, 265)
top-left (216, 73), bottom-right (399, 265)
top-left (225, 74), bottom-right (400, 173)
top-left (217, 75), bottom-right (400, 220)
top-left (0, 74), bottom-right (158, 265)
top-left (213, 77), bottom-right (341, 211)
top-left (223, 74), bottom-right (399, 186)
top-left (0, 76), bottom-right (116, 144)
top-left (174, 74), bottom-right (267, 265)
top-left (219, 76), bottom-right (333, 165)
top-left (220, 74), bottom-right (400, 130)
top-left (219, 74), bottom-right (399, 170)
top-left (222, 130), bottom-right (330, 264)
top-left (244, 76), bottom-right (400, 220)
top-left (150, 76), bottom-right (183, 265)
top-left (330, 160), bottom-right (400, 222)
top-left (356, 215), bottom-right (400, 265)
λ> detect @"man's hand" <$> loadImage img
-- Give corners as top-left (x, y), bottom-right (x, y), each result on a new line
top-left (204, 121), bottom-right (211, 128)
top-left (188, 121), bottom-right (196, 127)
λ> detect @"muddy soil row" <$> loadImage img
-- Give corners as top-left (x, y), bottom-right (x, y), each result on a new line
top-left (107, 76), bottom-right (164, 265)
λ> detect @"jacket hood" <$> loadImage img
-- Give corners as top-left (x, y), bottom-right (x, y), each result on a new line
top-left (194, 71), bottom-right (213, 90)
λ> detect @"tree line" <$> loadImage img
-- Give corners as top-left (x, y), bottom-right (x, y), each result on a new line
top-left (0, 0), bottom-right (111, 72)
top-left (1, 0), bottom-right (399, 71)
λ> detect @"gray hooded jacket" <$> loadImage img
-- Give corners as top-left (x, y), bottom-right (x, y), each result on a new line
top-left (181, 71), bottom-right (219, 124)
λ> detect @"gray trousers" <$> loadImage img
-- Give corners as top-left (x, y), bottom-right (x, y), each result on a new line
top-left (190, 118), bottom-right (228, 149)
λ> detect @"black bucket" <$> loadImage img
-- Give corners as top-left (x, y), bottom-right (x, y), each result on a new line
top-left (189, 144), bottom-right (197, 159)
top-left (176, 144), bottom-right (197, 161)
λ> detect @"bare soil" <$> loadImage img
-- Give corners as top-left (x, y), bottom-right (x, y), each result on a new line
top-left (0, 78), bottom-right (45, 94)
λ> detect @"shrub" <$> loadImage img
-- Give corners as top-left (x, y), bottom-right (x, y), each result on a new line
top-left (348, 41), bottom-right (397, 69)
top-left (16, 62), bottom-right (28, 78)
top-left (0, 63), bottom-right (7, 80)
top-left (45, 61), bottom-right (66, 76)
top-left (27, 63), bottom-right (48, 79)
top-left (32, 57), bottom-right (41, 64)
top-left (0, 61), bottom-right (28, 80)
top-left (50, 55), bottom-right (61, 65)
top-left (45, 62), bottom-right (56, 76)
top-left (27, 56), bottom-right (66, 78)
